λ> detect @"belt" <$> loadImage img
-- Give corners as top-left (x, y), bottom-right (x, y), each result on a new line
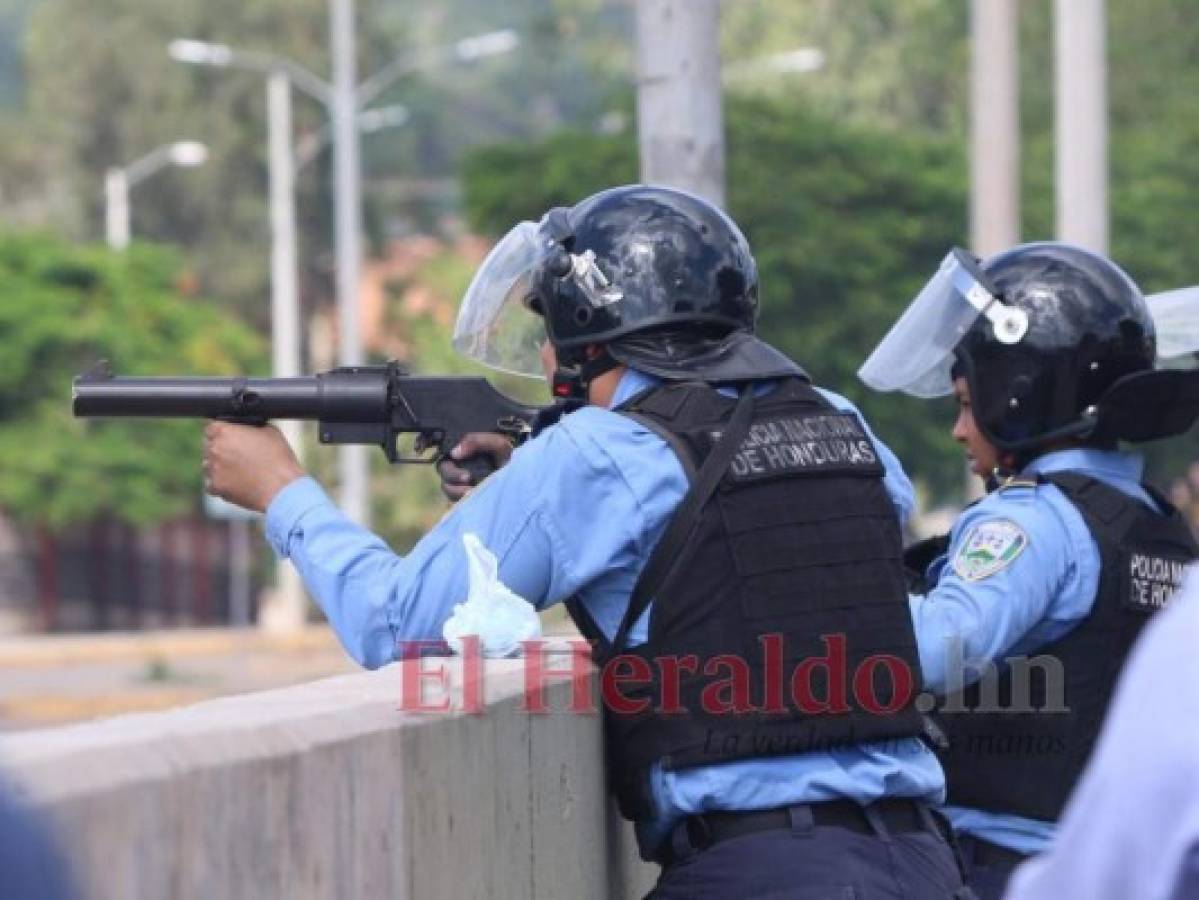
top-left (658, 799), bottom-right (944, 867)
top-left (960, 834), bottom-right (1028, 869)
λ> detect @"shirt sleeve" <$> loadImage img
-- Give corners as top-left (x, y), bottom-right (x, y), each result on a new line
top-left (814, 387), bottom-right (916, 525)
top-left (264, 411), bottom-right (665, 670)
top-left (908, 488), bottom-right (1083, 694)
top-left (264, 439), bottom-right (563, 668)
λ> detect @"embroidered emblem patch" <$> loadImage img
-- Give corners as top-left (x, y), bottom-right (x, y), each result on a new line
top-left (952, 520), bottom-right (1029, 582)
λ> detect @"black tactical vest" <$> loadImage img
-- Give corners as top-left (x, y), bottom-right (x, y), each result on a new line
top-left (937, 472), bottom-right (1198, 822)
top-left (567, 379), bottom-right (926, 821)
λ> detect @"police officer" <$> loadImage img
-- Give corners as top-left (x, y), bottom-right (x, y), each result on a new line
top-left (859, 242), bottom-right (1199, 899)
top-left (205, 185), bottom-right (968, 898)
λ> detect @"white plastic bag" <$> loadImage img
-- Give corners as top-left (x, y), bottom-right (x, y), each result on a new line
top-left (442, 533), bottom-right (541, 658)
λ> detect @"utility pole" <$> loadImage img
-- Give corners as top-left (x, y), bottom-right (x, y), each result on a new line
top-left (966, 0), bottom-right (1021, 503)
top-left (262, 70), bottom-right (308, 631)
top-left (634, 0), bottom-right (726, 206)
top-left (268, 72), bottom-right (301, 395)
top-left (330, 0), bottom-right (370, 526)
top-left (104, 142), bottom-right (208, 251)
top-left (970, 0), bottom-right (1020, 259)
top-left (104, 169), bottom-right (131, 251)
top-left (1055, 0), bottom-right (1108, 253)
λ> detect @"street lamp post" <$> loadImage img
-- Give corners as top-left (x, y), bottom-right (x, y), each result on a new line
top-left (170, 22), bottom-right (520, 528)
top-left (330, 0), bottom-right (368, 524)
top-left (265, 74), bottom-right (308, 636)
top-left (268, 72), bottom-right (301, 392)
top-left (294, 104), bottom-right (409, 171)
top-left (104, 141), bottom-right (208, 250)
top-left (170, 48), bottom-right (314, 632)
top-left (1055, 0), bottom-right (1108, 253)
top-left (635, 0), bottom-right (725, 206)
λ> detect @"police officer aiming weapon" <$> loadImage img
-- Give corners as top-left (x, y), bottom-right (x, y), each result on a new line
top-left (72, 360), bottom-right (540, 480)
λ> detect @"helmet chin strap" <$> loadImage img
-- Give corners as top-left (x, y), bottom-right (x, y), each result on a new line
top-left (551, 347), bottom-right (620, 401)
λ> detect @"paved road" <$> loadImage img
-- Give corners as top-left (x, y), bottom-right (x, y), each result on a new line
top-left (0, 627), bottom-right (358, 731)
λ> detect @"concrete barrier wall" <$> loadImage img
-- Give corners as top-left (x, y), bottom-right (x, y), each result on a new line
top-left (0, 659), bottom-right (659, 900)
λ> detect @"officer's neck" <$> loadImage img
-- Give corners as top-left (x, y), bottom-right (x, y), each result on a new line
top-left (587, 365), bottom-right (628, 409)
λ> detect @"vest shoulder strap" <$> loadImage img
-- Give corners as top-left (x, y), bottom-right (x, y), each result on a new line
top-left (563, 596), bottom-right (606, 645)
top-left (603, 388), bottom-right (757, 661)
top-left (1042, 470), bottom-right (1199, 555)
top-left (1041, 471), bottom-right (1144, 533)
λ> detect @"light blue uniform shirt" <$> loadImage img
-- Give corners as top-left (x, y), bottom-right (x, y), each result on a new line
top-left (266, 368), bottom-right (945, 850)
top-left (909, 447), bottom-right (1158, 856)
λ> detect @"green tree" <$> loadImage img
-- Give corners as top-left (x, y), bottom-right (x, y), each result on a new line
top-left (720, 0), bottom-right (969, 133)
top-left (0, 232), bottom-right (263, 530)
top-left (725, 99), bottom-right (966, 498)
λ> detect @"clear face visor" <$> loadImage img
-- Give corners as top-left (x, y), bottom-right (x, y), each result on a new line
top-left (452, 220), bottom-right (553, 378)
top-left (857, 248), bottom-right (1030, 397)
top-left (1146, 286), bottom-right (1199, 360)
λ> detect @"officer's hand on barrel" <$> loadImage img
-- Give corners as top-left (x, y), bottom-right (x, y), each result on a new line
top-left (437, 432), bottom-right (514, 502)
top-left (203, 421), bottom-right (306, 513)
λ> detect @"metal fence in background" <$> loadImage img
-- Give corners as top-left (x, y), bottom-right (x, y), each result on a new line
top-left (0, 516), bottom-right (261, 634)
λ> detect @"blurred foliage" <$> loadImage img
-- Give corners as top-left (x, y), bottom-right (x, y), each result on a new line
top-left (719, 0), bottom-right (970, 133)
top-left (463, 129), bottom-right (638, 231)
top-left (727, 99), bottom-right (967, 500)
top-left (0, 0), bottom-right (31, 109)
top-left (0, 231), bottom-right (263, 530)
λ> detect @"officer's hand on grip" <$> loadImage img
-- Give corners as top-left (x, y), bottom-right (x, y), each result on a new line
top-left (437, 432), bottom-right (514, 502)
top-left (203, 421), bottom-right (306, 513)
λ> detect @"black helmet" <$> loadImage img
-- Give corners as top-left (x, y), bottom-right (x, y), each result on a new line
top-left (860, 241), bottom-right (1199, 453)
top-left (954, 242), bottom-right (1155, 451)
top-left (454, 184), bottom-right (803, 394)
top-left (530, 185), bottom-right (759, 358)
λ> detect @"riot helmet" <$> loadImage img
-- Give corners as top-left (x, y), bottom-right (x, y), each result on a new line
top-left (958, 243), bottom-right (1155, 450)
top-left (860, 242), bottom-right (1199, 455)
top-left (454, 185), bottom-right (802, 396)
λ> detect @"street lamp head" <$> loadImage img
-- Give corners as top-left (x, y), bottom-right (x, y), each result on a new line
top-left (358, 104), bottom-right (409, 133)
top-left (169, 141), bottom-right (209, 167)
top-left (168, 38), bottom-right (234, 67)
top-left (723, 46), bottom-right (826, 87)
top-left (767, 47), bottom-right (824, 75)
top-left (762, 47), bottom-right (825, 76)
top-left (454, 29), bottom-right (520, 63)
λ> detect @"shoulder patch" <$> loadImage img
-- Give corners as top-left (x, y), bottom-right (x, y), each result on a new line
top-left (952, 519), bottom-right (1030, 582)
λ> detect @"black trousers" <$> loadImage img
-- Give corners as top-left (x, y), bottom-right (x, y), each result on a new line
top-left (647, 803), bottom-right (973, 900)
top-left (956, 834), bottom-right (1028, 900)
